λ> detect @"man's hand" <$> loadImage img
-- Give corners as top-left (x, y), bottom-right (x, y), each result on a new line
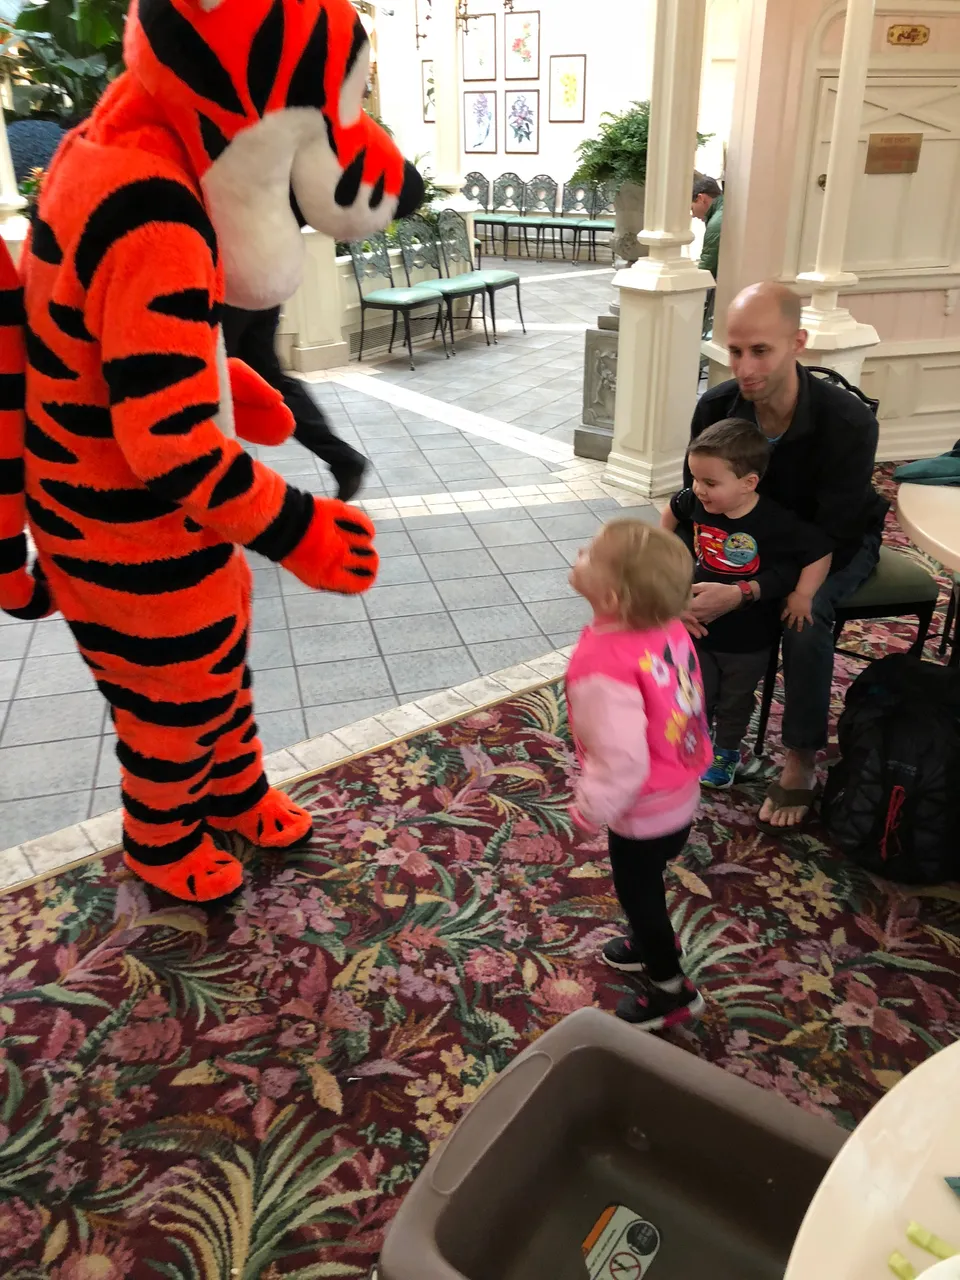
top-left (681, 610), bottom-right (708, 639)
top-left (782, 591), bottom-right (814, 631)
top-left (689, 582), bottom-right (742, 624)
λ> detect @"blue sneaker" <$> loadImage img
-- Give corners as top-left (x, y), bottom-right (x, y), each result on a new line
top-left (702, 747), bottom-right (740, 789)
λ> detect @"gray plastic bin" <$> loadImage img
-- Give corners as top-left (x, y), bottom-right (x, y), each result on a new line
top-left (379, 1007), bottom-right (846, 1280)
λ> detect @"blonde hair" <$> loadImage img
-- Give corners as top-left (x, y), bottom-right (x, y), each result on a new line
top-left (598, 520), bottom-right (694, 629)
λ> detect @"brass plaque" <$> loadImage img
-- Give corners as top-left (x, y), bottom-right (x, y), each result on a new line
top-left (887, 23), bottom-right (930, 46)
top-left (865, 132), bottom-right (923, 175)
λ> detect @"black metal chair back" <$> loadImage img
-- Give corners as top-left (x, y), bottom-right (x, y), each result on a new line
top-left (561, 181), bottom-right (595, 217)
top-left (348, 233), bottom-right (395, 292)
top-left (462, 172), bottom-right (489, 211)
top-left (395, 216), bottom-right (443, 282)
top-left (522, 174), bottom-right (558, 216)
top-left (491, 172), bottom-right (523, 215)
top-left (807, 365), bottom-right (880, 417)
top-left (437, 210), bottom-right (475, 273)
top-left (593, 181), bottom-right (618, 217)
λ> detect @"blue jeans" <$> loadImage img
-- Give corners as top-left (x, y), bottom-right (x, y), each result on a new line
top-left (780, 532), bottom-right (882, 752)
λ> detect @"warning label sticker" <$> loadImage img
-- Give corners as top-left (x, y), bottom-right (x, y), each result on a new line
top-left (582, 1204), bottom-right (660, 1279)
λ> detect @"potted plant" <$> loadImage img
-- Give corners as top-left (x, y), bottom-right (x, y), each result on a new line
top-left (572, 100), bottom-right (711, 264)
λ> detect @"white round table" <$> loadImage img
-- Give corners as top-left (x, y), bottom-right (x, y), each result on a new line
top-left (784, 1040), bottom-right (960, 1278)
top-left (897, 484), bottom-right (960, 575)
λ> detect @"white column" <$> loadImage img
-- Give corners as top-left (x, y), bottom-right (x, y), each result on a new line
top-left (604, 0), bottom-right (714, 499)
top-left (0, 110), bottom-right (29, 262)
top-left (796, 0), bottom-right (878, 382)
top-left (281, 229), bottom-right (349, 372)
top-left (430, 0), bottom-right (463, 197)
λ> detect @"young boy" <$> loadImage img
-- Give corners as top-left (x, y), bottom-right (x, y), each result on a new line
top-left (662, 419), bottom-right (832, 789)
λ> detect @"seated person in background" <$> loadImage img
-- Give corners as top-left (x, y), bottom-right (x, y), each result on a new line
top-left (664, 420), bottom-right (832, 790)
top-left (688, 281), bottom-right (888, 829)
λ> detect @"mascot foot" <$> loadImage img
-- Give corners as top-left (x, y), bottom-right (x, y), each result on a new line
top-left (210, 788), bottom-right (313, 849)
top-left (124, 834), bottom-right (244, 903)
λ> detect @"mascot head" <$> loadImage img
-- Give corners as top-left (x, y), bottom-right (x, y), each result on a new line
top-left (124, 0), bottom-right (424, 308)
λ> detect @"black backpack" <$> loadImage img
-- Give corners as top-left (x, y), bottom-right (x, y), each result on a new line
top-left (821, 655), bottom-right (960, 884)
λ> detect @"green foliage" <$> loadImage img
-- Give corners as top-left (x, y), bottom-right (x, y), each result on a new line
top-left (572, 99), bottom-right (712, 189)
top-left (1, 0), bottom-right (127, 121)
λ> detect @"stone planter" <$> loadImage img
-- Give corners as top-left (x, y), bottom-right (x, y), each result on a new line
top-left (575, 181), bottom-right (648, 460)
top-left (613, 179), bottom-right (647, 266)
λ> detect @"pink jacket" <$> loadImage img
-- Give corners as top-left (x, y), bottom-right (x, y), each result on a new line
top-left (566, 619), bottom-right (711, 839)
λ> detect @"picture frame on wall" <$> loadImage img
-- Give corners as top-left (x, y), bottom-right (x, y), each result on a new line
top-left (548, 54), bottom-right (586, 123)
top-left (464, 90), bottom-right (497, 154)
top-left (503, 10), bottom-right (540, 81)
top-left (422, 60), bottom-right (435, 123)
top-left (462, 13), bottom-right (497, 82)
top-left (505, 88), bottom-right (539, 155)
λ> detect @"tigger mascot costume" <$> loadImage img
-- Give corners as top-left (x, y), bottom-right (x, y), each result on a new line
top-left (0, 0), bottom-right (424, 902)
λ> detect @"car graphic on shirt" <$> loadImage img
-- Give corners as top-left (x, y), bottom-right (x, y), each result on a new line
top-left (693, 523), bottom-right (760, 576)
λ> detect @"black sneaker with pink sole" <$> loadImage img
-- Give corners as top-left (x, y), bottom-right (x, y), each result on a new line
top-left (616, 977), bottom-right (706, 1032)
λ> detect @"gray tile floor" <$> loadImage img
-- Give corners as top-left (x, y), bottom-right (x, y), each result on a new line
top-left (0, 263), bottom-right (653, 849)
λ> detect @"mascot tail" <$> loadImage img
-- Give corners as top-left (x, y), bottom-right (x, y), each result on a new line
top-left (0, 236), bottom-right (52, 620)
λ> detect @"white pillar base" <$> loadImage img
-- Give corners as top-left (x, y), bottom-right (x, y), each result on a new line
top-left (604, 261), bottom-right (713, 499)
top-left (1, 216), bottom-right (30, 266)
top-left (800, 306), bottom-right (880, 385)
top-left (282, 229), bottom-right (349, 373)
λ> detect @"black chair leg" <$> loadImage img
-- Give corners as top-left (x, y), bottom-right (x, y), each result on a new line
top-left (358, 307), bottom-right (367, 363)
top-left (940, 586), bottom-right (957, 656)
top-left (912, 602), bottom-right (936, 657)
top-left (481, 292), bottom-right (489, 346)
top-left (514, 282), bottom-right (526, 334)
top-left (403, 311), bottom-right (415, 371)
top-left (488, 289), bottom-right (498, 345)
top-left (754, 642), bottom-right (781, 758)
top-left (388, 312), bottom-right (398, 354)
top-left (446, 298), bottom-right (457, 355)
top-left (436, 305), bottom-right (450, 359)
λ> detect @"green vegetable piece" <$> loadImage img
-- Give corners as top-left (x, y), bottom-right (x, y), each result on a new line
top-left (906, 1221), bottom-right (958, 1260)
top-left (888, 1252), bottom-right (917, 1280)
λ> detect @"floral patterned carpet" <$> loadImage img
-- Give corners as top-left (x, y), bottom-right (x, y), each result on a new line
top-left (1, 469), bottom-right (959, 1279)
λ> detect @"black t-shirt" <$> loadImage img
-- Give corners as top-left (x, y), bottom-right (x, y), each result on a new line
top-left (687, 364), bottom-right (890, 572)
top-left (671, 489), bottom-right (832, 653)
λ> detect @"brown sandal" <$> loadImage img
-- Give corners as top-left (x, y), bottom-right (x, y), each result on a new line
top-left (755, 781), bottom-right (818, 835)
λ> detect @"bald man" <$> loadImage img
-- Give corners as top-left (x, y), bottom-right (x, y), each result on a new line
top-left (685, 281), bottom-right (889, 830)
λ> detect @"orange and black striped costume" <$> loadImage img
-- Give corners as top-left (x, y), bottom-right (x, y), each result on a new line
top-left (0, 0), bottom-right (422, 902)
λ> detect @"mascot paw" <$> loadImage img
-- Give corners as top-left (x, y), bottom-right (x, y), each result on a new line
top-left (124, 833), bottom-right (244, 902)
top-left (210, 788), bottom-right (313, 849)
top-left (0, 564), bottom-right (55, 621)
top-left (281, 499), bottom-right (378, 595)
top-left (228, 357), bottom-right (296, 446)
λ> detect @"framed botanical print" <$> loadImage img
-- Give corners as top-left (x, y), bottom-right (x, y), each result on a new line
top-left (464, 90), bottom-right (497, 154)
top-left (421, 60), bottom-right (436, 123)
top-left (462, 13), bottom-right (497, 82)
top-left (549, 54), bottom-right (586, 123)
top-left (503, 10), bottom-right (540, 80)
top-left (505, 89), bottom-right (539, 155)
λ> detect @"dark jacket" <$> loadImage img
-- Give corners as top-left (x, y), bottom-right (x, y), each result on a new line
top-left (687, 363), bottom-right (889, 572)
top-left (698, 194), bottom-right (723, 279)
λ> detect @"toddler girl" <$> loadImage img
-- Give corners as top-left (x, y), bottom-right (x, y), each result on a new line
top-left (567, 520), bottom-right (711, 1031)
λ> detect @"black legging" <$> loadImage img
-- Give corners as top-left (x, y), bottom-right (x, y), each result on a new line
top-left (221, 304), bottom-right (364, 479)
top-left (608, 826), bottom-right (690, 982)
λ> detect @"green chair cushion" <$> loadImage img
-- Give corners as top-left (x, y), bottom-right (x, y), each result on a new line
top-left (539, 217), bottom-right (581, 229)
top-left (364, 286), bottom-right (442, 307)
top-left (431, 275), bottom-right (487, 297)
top-left (578, 218), bottom-right (615, 231)
top-left (478, 212), bottom-right (521, 222)
top-left (838, 547), bottom-right (940, 611)
top-left (477, 269), bottom-right (520, 286)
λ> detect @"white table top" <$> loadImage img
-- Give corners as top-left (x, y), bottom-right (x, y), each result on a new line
top-left (784, 1041), bottom-right (960, 1279)
top-left (897, 483), bottom-right (960, 574)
